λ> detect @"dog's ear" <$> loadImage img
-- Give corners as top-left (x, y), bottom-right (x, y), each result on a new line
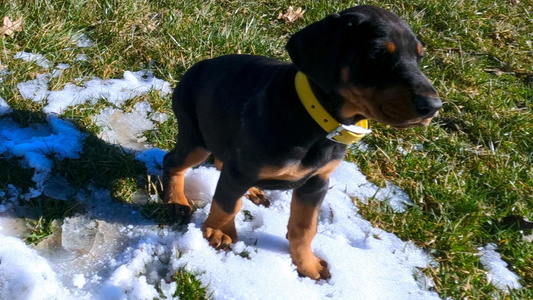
top-left (286, 12), bottom-right (367, 92)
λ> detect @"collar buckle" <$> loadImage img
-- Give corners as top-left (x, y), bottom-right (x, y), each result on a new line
top-left (326, 124), bottom-right (372, 144)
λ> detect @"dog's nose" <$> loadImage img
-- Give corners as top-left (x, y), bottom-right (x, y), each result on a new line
top-left (414, 95), bottom-right (442, 118)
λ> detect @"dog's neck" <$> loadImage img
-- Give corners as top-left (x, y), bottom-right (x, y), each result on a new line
top-left (295, 72), bottom-right (370, 145)
top-left (305, 75), bottom-right (364, 125)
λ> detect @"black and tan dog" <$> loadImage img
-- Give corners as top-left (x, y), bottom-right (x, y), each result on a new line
top-left (163, 5), bottom-right (441, 280)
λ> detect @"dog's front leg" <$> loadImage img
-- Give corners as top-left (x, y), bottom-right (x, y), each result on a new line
top-left (288, 175), bottom-right (331, 280)
top-left (203, 161), bottom-right (249, 249)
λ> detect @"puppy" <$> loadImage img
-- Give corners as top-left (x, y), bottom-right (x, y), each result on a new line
top-left (163, 5), bottom-right (441, 280)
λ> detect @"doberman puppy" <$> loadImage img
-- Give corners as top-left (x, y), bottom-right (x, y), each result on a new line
top-left (163, 5), bottom-right (441, 280)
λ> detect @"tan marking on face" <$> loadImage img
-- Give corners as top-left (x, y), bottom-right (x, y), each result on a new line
top-left (377, 85), bottom-right (416, 122)
top-left (338, 85), bottom-right (376, 119)
top-left (417, 43), bottom-right (424, 56)
top-left (384, 41), bottom-right (396, 53)
top-left (338, 84), bottom-right (433, 128)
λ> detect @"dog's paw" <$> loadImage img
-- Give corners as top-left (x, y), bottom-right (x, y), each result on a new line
top-left (245, 187), bottom-right (270, 207)
top-left (295, 255), bottom-right (331, 280)
top-left (202, 226), bottom-right (237, 249)
top-left (164, 203), bottom-right (195, 225)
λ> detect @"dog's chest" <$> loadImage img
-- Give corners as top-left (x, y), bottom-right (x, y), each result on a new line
top-left (253, 144), bottom-right (344, 190)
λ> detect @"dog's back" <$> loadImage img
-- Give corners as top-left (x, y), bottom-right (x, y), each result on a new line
top-left (172, 54), bottom-right (299, 159)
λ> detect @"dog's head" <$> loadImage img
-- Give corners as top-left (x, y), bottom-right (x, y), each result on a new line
top-left (287, 5), bottom-right (442, 128)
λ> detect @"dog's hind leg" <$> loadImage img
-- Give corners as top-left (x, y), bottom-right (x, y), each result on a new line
top-left (245, 187), bottom-right (270, 207)
top-left (163, 146), bottom-right (210, 225)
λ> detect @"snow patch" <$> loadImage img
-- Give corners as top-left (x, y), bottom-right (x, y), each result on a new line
top-left (72, 33), bottom-right (94, 48)
top-left (15, 68), bottom-right (171, 115)
top-left (0, 116), bottom-right (86, 200)
top-left (45, 70), bottom-right (171, 114)
top-left (14, 51), bottom-right (53, 68)
top-left (135, 147), bottom-right (165, 176)
top-left (0, 234), bottom-right (71, 300)
top-left (92, 102), bottom-right (160, 151)
top-left (0, 96), bottom-right (11, 116)
top-left (478, 243), bottom-right (522, 291)
top-left (17, 74), bottom-right (49, 102)
top-left (1, 160), bottom-right (444, 300)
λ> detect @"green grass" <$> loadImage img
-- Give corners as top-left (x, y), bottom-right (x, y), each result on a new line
top-left (169, 267), bottom-right (210, 300)
top-left (0, 0), bottom-right (531, 299)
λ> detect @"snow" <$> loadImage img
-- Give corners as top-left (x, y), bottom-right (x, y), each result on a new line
top-left (72, 33), bottom-right (94, 48)
top-left (135, 148), bottom-right (165, 177)
top-left (478, 243), bottom-right (522, 291)
top-left (14, 52), bottom-right (171, 114)
top-left (43, 69), bottom-right (171, 114)
top-left (0, 235), bottom-right (71, 300)
top-left (0, 52), bottom-right (523, 299)
top-left (167, 176), bottom-right (439, 300)
top-left (93, 102), bottom-right (163, 151)
top-left (74, 54), bottom-right (90, 62)
top-left (14, 51), bottom-right (53, 69)
top-left (0, 96), bottom-right (11, 116)
top-left (17, 73), bottom-right (49, 102)
top-left (0, 115), bottom-right (86, 201)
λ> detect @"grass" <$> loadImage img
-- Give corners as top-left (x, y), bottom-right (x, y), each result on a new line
top-left (169, 267), bottom-right (210, 300)
top-left (0, 0), bottom-right (531, 299)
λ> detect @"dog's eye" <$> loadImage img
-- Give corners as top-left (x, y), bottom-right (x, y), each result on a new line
top-left (369, 46), bottom-right (389, 61)
top-left (369, 41), bottom-right (399, 61)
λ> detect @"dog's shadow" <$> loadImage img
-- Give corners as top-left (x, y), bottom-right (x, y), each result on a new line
top-left (244, 231), bottom-right (290, 254)
top-left (1, 109), bottom-right (302, 258)
top-left (0, 109), bottom-right (166, 228)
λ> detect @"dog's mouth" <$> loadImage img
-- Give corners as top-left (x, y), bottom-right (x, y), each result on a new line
top-left (376, 106), bottom-right (437, 128)
top-left (338, 85), bottom-right (440, 129)
top-left (375, 99), bottom-right (440, 128)
top-left (389, 118), bottom-right (433, 128)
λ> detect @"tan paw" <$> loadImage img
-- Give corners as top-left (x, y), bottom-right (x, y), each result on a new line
top-left (202, 226), bottom-right (237, 249)
top-left (202, 201), bottom-right (241, 249)
top-left (245, 187), bottom-right (270, 207)
top-left (295, 255), bottom-right (331, 280)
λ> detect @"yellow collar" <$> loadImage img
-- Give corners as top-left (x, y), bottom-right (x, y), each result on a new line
top-left (294, 72), bottom-right (371, 145)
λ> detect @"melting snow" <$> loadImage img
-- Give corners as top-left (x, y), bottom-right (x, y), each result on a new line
top-left (0, 115), bottom-right (86, 200)
top-left (92, 102), bottom-right (161, 151)
top-left (43, 70), bottom-right (171, 114)
top-left (72, 33), bottom-right (95, 48)
top-left (0, 235), bottom-right (71, 299)
top-left (478, 244), bottom-right (522, 291)
top-left (0, 52), bottom-right (523, 299)
top-left (17, 74), bottom-right (49, 102)
top-left (1, 161), bottom-right (442, 300)
top-left (0, 96), bottom-right (11, 116)
top-left (14, 53), bottom-right (172, 115)
top-left (14, 51), bottom-right (53, 69)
